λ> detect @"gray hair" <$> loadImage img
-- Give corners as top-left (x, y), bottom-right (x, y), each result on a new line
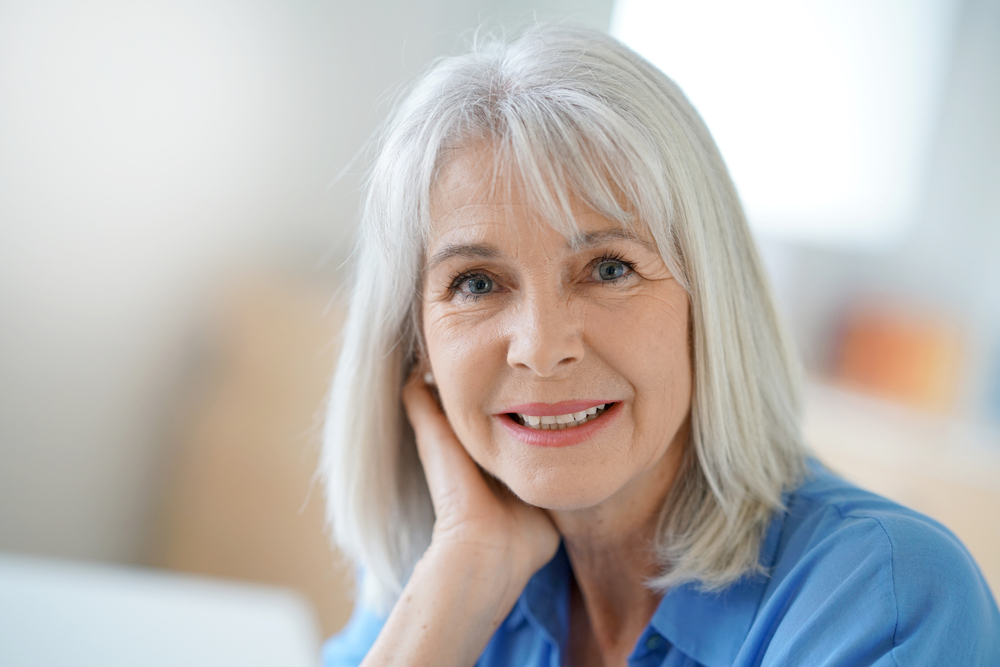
top-left (322, 25), bottom-right (807, 612)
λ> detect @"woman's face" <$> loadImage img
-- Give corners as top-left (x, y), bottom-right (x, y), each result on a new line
top-left (422, 146), bottom-right (691, 512)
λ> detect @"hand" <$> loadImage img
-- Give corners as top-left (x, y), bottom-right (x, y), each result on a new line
top-left (358, 373), bottom-right (560, 666)
top-left (402, 369), bottom-right (560, 584)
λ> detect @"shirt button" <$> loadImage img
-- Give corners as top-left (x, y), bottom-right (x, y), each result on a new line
top-left (646, 634), bottom-right (664, 651)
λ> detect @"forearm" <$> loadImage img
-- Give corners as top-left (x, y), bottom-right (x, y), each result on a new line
top-left (360, 544), bottom-right (528, 667)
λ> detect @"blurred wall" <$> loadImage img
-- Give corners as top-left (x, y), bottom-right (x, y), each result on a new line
top-left (4, 0), bottom-right (996, 583)
top-left (766, 0), bottom-right (1000, 422)
top-left (0, 0), bottom-right (613, 565)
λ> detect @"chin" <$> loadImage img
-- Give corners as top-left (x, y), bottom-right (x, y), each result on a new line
top-left (498, 463), bottom-right (624, 512)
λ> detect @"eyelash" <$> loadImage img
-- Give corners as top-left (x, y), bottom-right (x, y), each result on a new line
top-left (446, 253), bottom-right (636, 301)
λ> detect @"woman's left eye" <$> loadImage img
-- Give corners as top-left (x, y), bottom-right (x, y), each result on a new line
top-left (465, 276), bottom-right (493, 294)
top-left (593, 259), bottom-right (632, 282)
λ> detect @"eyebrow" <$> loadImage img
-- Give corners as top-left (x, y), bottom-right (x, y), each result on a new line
top-left (569, 228), bottom-right (656, 252)
top-left (426, 244), bottom-right (501, 271)
top-left (425, 227), bottom-right (655, 271)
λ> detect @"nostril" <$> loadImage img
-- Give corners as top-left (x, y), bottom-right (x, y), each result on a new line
top-left (505, 333), bottom-right (585, 376)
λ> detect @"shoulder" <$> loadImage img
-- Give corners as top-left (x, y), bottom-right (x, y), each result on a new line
top-left (785, 462), bottom-right (988, 598)
top-left (751, 462), bottom-right (1000, 665)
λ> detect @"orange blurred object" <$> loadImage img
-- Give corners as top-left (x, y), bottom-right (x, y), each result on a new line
top-left (833, 304), bottom-right (964, 413)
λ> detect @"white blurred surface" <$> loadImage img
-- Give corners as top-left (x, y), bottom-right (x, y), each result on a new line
top-left (0, 552), bottom-right (320, 667)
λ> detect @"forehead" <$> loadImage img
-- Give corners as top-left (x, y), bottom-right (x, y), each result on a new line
top-left (429, 143), bottom-right (534, 228)
top-left (427, 142), bottom-right (646, 251)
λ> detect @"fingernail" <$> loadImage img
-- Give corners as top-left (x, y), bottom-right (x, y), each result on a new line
top-left (423, 372), bottom-right (435, 385)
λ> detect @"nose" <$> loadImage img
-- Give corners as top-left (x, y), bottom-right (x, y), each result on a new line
top-left (505, 291), bottom-right (584, 377)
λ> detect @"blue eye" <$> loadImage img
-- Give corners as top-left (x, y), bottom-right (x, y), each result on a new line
top-left (596, 260), bottom-right (627, 281)
top-left (466, 276), bottom-right (493, 294)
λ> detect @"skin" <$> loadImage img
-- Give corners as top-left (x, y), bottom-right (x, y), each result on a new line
top-left (363, 144), bottom-right (692, 667)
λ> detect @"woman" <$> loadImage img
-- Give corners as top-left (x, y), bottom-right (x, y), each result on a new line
top-left (321, 26), bottom-right (999, 666)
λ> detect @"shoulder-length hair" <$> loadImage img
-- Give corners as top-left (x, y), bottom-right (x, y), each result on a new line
top-left (322, 24), bottom-right (806, 612)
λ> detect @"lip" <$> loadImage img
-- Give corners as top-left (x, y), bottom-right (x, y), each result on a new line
top-left (496, 401), bottom-right (622, 448)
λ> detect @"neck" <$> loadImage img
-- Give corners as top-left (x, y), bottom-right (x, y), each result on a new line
top-left (560, 510), bottom-right (663, 652)
top-left (548, 423), bottom-right (688, 663)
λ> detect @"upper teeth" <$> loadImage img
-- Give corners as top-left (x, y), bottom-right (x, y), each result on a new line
top-left (517, 404), bottom-right (608, 429)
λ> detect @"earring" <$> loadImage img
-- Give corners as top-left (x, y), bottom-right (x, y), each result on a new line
top-left (423, 371), bottom-right (435, 386)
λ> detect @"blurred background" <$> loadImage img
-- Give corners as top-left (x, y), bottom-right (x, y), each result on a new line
top-left (1, 0), bottom-right (998, 654)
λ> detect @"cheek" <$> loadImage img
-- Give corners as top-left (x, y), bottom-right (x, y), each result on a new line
top-left (587, 292), bottom-right (692, 416)
top-left (422, 306), bottom-right (506, 441)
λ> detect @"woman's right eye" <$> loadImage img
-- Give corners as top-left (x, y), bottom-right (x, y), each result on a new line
top-left (448, 272), bottom-right (497, 300)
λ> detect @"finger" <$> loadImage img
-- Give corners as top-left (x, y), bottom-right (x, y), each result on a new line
top-left (401, 370), bottom-right (482, 501)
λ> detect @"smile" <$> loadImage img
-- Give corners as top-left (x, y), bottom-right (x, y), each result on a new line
top-left (511, 404), bottom-right (612, 429)
top-left (498, 401), bottom-right (622, 448)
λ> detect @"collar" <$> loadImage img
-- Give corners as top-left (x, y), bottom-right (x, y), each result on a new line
top-left (511, 498), bottom-right (789, 667)
top-left (648, 500), bottom-right (788, 667)
top-left (506, 542), bottom-right (571, 655)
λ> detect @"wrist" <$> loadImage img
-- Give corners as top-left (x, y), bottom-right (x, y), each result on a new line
top-left (359, 542), bottom-right (529, 667)
top-left (417, 540), bottom-right (530, 626)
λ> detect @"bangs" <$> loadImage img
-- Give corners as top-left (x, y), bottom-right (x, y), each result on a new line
top-left (416, 86), bottom-right (688, 289)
